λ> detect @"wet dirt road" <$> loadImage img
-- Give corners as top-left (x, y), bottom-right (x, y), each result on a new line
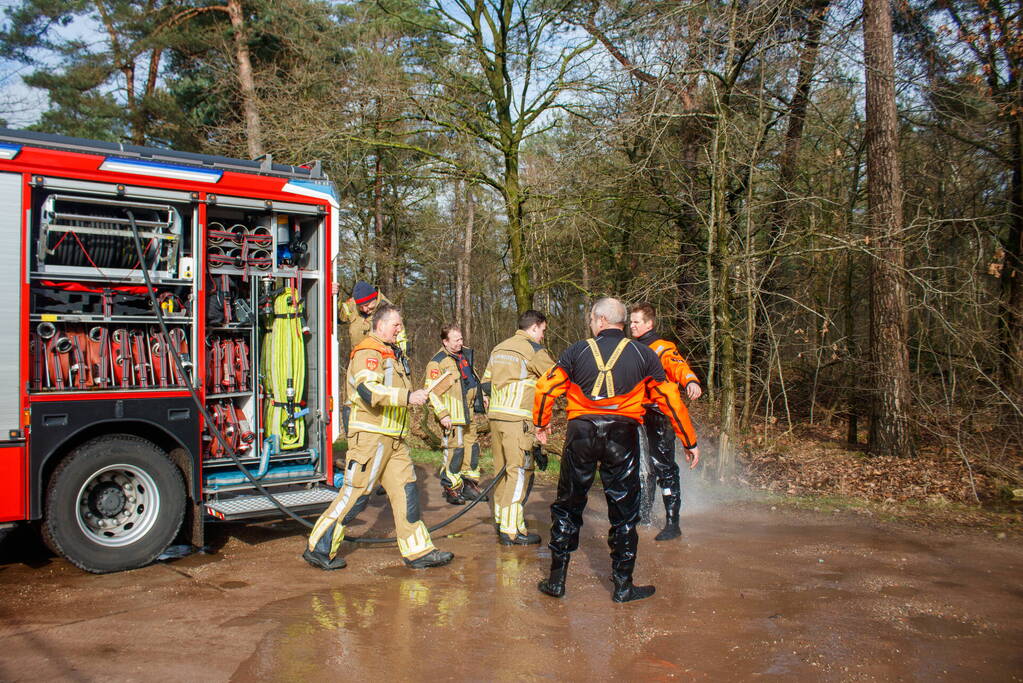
top-left (1, 470), bottom-right (1022, 681)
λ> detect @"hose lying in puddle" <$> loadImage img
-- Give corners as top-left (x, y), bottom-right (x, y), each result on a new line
top-left (345, 467), bottom-right (506, 544)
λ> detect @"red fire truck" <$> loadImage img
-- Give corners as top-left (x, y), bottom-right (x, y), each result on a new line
top-left (0, 128), bottom-right (342, 572)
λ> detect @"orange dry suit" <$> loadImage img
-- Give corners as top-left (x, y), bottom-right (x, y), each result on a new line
top-left (633, 329), bottom-right (701, 529)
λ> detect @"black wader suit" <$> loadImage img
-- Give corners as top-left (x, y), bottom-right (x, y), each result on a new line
top-left (533, 328), bottom-right (697, 602)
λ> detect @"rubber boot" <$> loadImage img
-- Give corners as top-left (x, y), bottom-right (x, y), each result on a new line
top-left (462, 477), bottom-right (488, 502)
top-left (303, 548), bottom-right (347, 570)
top-left (654, 494), bottom-right (681, 541)
top-left (538, 554), bottom-right (569, 598)
top-left (612, 574), bottom-right (656, 603)
top-left (443, 486), bottom-right (466, 505)
top-left (404, 549), bottom-right (454, 569)
top-left (498, 531), bottom-right (541, 545)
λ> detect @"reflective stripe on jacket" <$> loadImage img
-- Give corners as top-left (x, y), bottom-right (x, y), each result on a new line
top-left (346, 334), bottom-right (412, 437)
top-left (482, 330), bottom-right (555, 420)
top-left (425, 347), bottom-right (478, 426)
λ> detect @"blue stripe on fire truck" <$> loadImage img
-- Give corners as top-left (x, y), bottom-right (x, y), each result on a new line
top-left (100, 156), bottom-right (224, 183)
top-left (0, 143), bottom-right (21, 159)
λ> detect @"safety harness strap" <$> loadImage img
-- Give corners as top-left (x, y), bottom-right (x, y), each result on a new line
top-left (585, 337), bottom-right (630, 399)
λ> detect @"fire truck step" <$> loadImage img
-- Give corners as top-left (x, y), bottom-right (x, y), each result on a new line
top-left (204, 486), bottom-right (338, 521)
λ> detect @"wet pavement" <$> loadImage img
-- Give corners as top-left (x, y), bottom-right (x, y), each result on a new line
top-left (1, 469), bottom-right (1022, 681)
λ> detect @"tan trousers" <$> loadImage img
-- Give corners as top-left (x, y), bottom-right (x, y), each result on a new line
top-left (308, 432), bottom-right (435, 561)
top-left (440, 420), bottom-right (481, 490)
top-left (490, 418), bottom-right (535, 537)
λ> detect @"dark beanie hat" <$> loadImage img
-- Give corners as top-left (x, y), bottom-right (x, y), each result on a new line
top-left (353, 281), bottom-right (378, 305)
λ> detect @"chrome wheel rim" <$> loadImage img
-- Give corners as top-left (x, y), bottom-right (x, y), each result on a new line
top-left (75, 464), bottom-right (161, 547)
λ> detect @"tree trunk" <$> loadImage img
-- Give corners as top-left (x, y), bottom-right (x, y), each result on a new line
top-left (753, 0), bottom-right (830, 369)
top-left (845, 145), bottom-right (864, 444)
top-left (864, 0), bottom-right (914, 456)
top-left (226, 0), bottom-right (264, 159)
top-left (710, 97), bottom-right (737, 478)
top-left (373, 152), bottom-right (386, 286)
top-left (775, 0), bottom-right (830, 215)
top-left (504, 152), bottom-right (533, 313)
top-left (462, 184), bottom-right (475, 340)
top-left (1003, 116), bottom-right (1023, 398)
top-left (455, 182), bottom-right (465, 325)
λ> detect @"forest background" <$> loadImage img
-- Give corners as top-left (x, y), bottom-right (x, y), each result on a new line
top-left (0, 0), bottom-right (1020, 513)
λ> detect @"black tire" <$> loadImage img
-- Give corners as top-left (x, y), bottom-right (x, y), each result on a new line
top-left (41, 434), bottom-right (186, 573)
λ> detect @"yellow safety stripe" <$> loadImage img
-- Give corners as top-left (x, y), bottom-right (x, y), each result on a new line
top-left (428, 391), bottom-right (446, 415)
top-left (494, 502), bottom-right (526, 536)
top-left (397, 521), bottom-right (435, 558)
top-left (489, 378), bottom-right (535, 417)
top-left (586, 338), bottom-right (629, 399)
top-left (351, 368), bottom-right (380, 384)
top-left (370, 382), bottom-right (401, 404)
top-left (441, 393), bottom-right (466, 424)
top-left (349, 405), bottom-right (409, 437)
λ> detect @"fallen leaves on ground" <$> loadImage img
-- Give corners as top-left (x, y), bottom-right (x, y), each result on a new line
top-left (739, 424), bottom-right (1009, 506)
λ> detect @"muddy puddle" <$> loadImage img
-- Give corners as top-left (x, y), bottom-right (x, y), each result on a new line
top-left (2, 475), bottom-right (1022, 680)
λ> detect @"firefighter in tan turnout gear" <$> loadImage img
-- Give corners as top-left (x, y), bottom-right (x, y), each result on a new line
top-left (481, 310), bottom-right (556, 545)
top-left (337, 280), bottom-right (408, 352)
top-left (335, 280), bottom-right (408, 434)
top-left (304, 304), bottom-right (453, 570)
top-left (425, 324), bottom-right (486, 505)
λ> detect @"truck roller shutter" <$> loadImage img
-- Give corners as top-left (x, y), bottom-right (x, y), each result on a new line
top-left (0, 172), bottom-right (21, 436)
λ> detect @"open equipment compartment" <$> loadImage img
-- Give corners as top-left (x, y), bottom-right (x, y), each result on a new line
top-left (28, 182), bottom-right (197, 394)
top-left (200, 201), bottom-right (330, 504)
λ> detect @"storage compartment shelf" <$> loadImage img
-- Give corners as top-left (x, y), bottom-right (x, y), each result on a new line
top-left (202, 474), bottom-right (324, 495)
top-left (205, 390), bottom-right (253, 399)
top-left (29, 273), bottom-right (194, 287)
top-left (203, 448), bottom-right (317, 467)
top-left (30, 314), bottom-right (191, 324)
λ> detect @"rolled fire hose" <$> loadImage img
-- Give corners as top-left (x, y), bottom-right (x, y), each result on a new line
top-left (248, 225), bottom-right (272, 245)
top-left (262, 286), bottom-right (306, 451)
top-left (248, 248), bottom-right (272, 270)
top-left (207, 222), bottom-right (227, 245)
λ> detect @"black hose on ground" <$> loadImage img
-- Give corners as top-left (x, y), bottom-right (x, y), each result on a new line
top-left (127, 209), bottom-right (505, 543)
top-left (346, 467), bottom-right (505, 544)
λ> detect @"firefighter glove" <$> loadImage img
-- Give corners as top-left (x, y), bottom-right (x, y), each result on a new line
top-left (532, 444), bottom-right (548, 471)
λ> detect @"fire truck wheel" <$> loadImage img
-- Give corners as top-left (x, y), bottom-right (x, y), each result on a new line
top-left (42, 435), bottom-right (186, 573)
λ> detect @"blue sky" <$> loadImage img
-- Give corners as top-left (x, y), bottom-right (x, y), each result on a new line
top-left (0, 0), bottom-right (101, 127)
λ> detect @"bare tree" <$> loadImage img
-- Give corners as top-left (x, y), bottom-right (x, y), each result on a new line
top-left (864, 0), bottom-right (914, 456)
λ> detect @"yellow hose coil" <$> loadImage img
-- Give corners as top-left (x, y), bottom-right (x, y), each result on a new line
top-left (262, 285), bottom-right (306, 450)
